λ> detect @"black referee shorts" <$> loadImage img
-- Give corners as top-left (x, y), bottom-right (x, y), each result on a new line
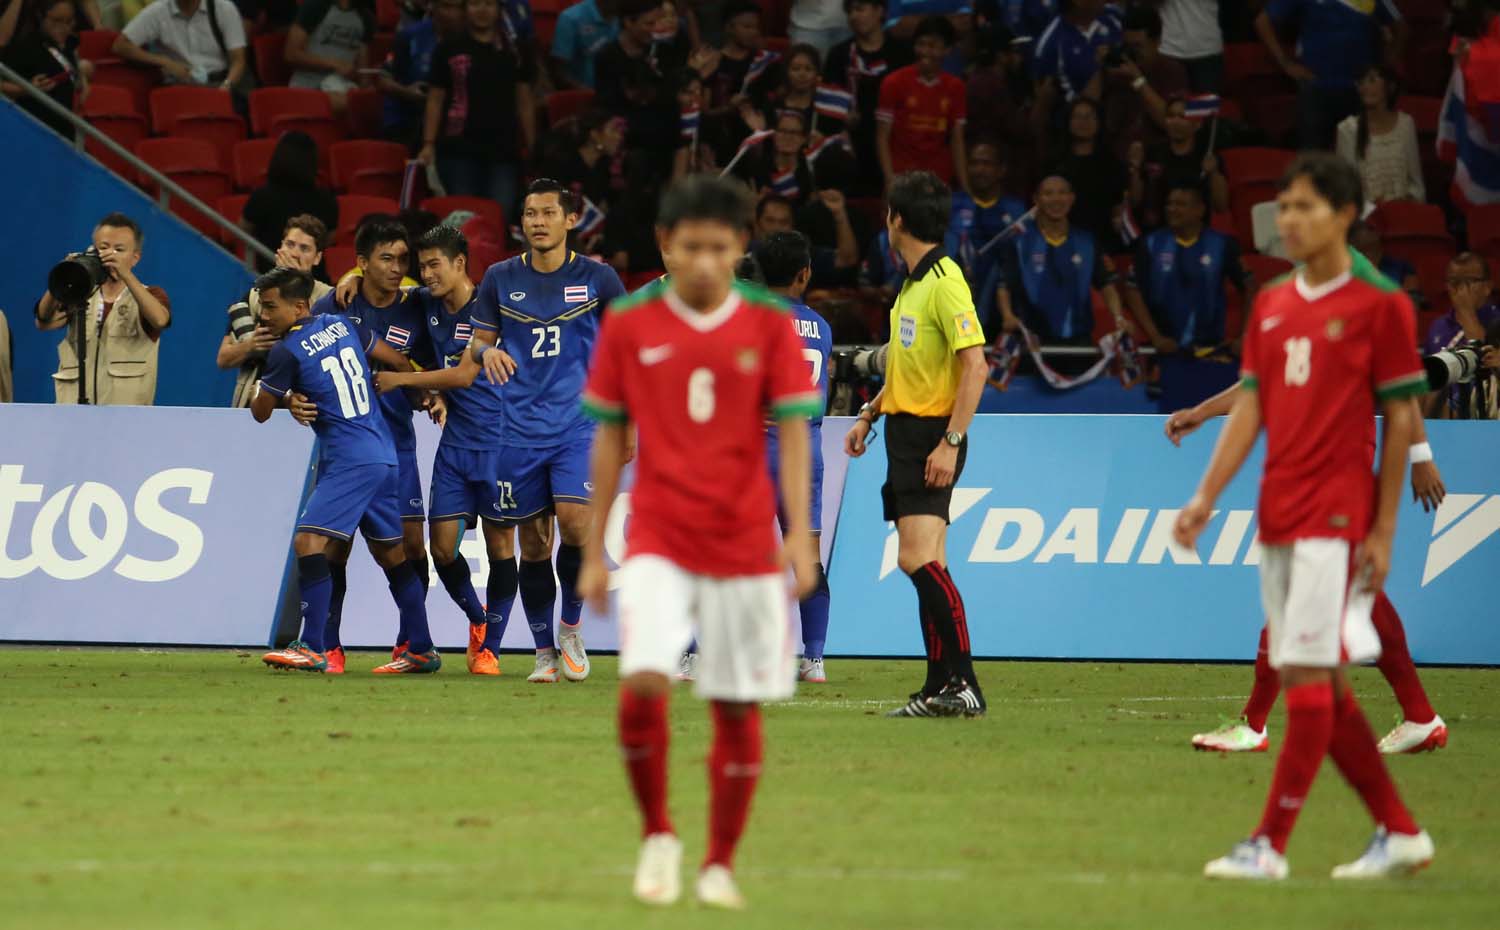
top-left (881, 414), bottom-right (968, 523)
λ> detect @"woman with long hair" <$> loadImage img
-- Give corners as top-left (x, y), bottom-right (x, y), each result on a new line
top-left (242, 131), bottom-right (339, 265)
top-left (1336, 64), bottom-right (1424, 204)
top-left (1048, 96), bottom-right (1140, 251)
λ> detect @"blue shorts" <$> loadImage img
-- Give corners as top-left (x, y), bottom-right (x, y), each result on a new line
top-left (494, 438), bottom-right (592, 524)
top-left (396, 447), bottom-right (425, 522)
top-left (767, 426), bottom-right (825, 534)
top-left (429, 443), bottom-right (504, 526)
top-left (298, 461), bottom-right (402, 543)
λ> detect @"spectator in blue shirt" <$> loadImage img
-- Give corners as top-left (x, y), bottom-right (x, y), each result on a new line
top-left (549, 0), bottom-right (619, 88)
top-left (379, 0), bottom-right (465, 147)
top-left (1254, 0), bottom-right (1406, 149)
top-left (1031, 0), bottom-right (1121, 122)
top-left (951, 139), bottom-right (1026, 287)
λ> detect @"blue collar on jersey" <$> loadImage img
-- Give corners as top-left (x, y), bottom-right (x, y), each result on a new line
top-left (520, 249), bottom-right (576, 271)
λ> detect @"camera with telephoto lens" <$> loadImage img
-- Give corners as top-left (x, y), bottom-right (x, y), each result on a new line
top-left (47, 247), bottom-right (108, 305)
top-left (832, 344), bottom-right (888, 383)
top-left (1423, 337), bottom-right (1494, 392)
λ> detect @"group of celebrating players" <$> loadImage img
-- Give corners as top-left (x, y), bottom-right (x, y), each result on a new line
top-left (246, 149), bottom-right (1446, 904)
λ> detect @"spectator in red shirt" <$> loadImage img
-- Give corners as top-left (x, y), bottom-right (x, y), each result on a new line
top-left (876, 15), bottom-right (967, 192)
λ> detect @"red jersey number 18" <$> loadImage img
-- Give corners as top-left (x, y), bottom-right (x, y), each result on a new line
top-left (689, 367), bottom-right (716, 423)
top-left (1284, 337), bottom-right (1311, 387)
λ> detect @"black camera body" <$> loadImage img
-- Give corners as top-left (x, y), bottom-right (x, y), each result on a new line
top-left (1423, 339), bottom-right (1489, 391)
top-left (47, 247), bottom-right (108, 306)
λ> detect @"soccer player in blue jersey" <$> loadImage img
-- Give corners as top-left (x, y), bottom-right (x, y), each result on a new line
top-left (252, 267), bottom-right (439, 675)
top-left (468, 178), bottom-right (627, 684)
top-left (375, 225), bottom-right (521, 677)
top-left (310, 218), bottom-right (439, 669)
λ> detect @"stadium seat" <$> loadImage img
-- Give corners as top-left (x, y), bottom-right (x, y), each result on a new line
top-left (214, 193), bottom-right (251, 245)
top-left (329, 140), bottom-right (408, 197)
top-left (1371, 201), bottom-right (1447, 239)
top-left (1241, 253), bottom-right (1293, 288)
top-left (1222, 42), bottom-right (1296, 101)
top-left (763, 36), bottom-right (790, 55)
top-left (622, 270), bottom-right (661, 291)
top-left (1217, 97), bottom-right (1244, 123)
top-left (323, 245), bottom-right (359, 279)
top-left (367, 31), bottom-right (396, 69)
top-left (344, 86), bottom-right (384, 139)
top-left (375, 0), bottom-right (400, 31)
top-left (546, 89), bottom-right (595, 126)
top-left (148, 85), bottom-right (236, 134)
top-left (1242, 93), bottom-right (1298, 147)
top-left (422, 194), bottom-right (504, 232)
top-left (249, 87), bottom-right (331, 135)
top-left (1382, 231), bottom-right (1457, 267)
top-left (82, 111), bottom-right (148, 179)
top-left (530, 0), bottom-right (566, 12)
top-left (78, 29), bottom-right (119, 60)
top-left (89, 58), bottom-right (159, 115)
top-left (173, 114), bottom-right (247, 172)
top-left (335, 194), bottom-right (401, 244)
top-left (1400, 95), bottom-right (1444, 141)
top-left (1219, 147), bottom-right (1295, 184)
top-left (231, 137), bottom-right (278, 189)
top-left (533, 11), bottom-right (558, 50)
top-left (134, 138), bottom-right (234, 238)
top-left (270, 117), bottom-right (345, 164)
top-left (1411, 251), bottom-right (1455, 316)
top-left (81, 83), bottom-right (138, 116)
top-left (1467, 204), bottom-right (1500, 255)
top-left (252, 31), bottom-right (291, 87)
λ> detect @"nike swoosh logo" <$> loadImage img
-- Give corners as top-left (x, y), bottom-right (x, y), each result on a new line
top-left (1260, 316), bottom-right (1283, 332)
top-left (638, 345), bottom-right (673, 366)
top-left (562, 650), bottom-right (587, 674)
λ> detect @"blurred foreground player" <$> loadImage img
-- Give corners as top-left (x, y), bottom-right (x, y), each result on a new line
top-left (252, 268), bottom-right (439, 675)
top-left (577, 176), bottom-right (821, 909)
top-left (1174, 153), bottom-right (1434, 880)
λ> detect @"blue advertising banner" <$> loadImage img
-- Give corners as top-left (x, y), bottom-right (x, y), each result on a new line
top-left (334, 419), bottom-right (853, 651)
top-left (826, 415), bottom-right (1500, 665)
top-left (0, 405), bottom-right (315, 645)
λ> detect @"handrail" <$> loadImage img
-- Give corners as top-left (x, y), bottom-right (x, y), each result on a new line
top-left (0, 59), bottom-right (276, 267)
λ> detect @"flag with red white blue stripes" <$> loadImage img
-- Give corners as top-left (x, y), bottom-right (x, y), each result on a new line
top-left (576, 197), bottom-right (606, 239)
top-left (1184, 94), bottom-right (1220, 119)
top-left (814, 84), bottom-right (854, 120)
top-left (770, 167), bottom-right (799, 198)
top-left (740, 49), bottom-right (779, 94)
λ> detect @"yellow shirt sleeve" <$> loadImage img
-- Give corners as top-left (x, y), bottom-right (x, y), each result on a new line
top-left (934, 272), bottom-right (985, 352)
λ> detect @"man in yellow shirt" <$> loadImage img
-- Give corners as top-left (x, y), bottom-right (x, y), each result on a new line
top-left (845, 170), bottom-right (989, 718)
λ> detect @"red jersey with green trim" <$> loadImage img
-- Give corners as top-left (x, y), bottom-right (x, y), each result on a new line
top-left (582, 279), bottom-right (822, 576)
top-left (1240, 255), bottom-right (1426, 544)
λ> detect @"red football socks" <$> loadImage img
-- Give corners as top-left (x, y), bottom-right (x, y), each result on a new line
top-left (705, 701), bottom-right (764, 869)
top-left (1255, 681), bottom-right (1334, 853)
top-left (1241, 626), bottom-right (1281, 732)
top-left (1328, 688), bottom-right (1421, 836)
top-left (618, 689), bottom-right (673, 837)
top-left (1371, 594), bottom-right (1437, 725)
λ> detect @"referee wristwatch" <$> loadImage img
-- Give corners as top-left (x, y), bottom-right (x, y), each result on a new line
top-left (944, 431), bottom-right (963, 447)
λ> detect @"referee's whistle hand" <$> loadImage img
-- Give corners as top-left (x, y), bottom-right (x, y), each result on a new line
top-left (845, 419), bottom-right (871, 457)
top-left (925, 444), bottom-right (958, 488)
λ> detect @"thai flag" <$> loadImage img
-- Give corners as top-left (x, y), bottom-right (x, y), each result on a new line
top-left (740, 49), bottom-right (779, 94)
top-left (731, 129), bottom-right (775, 161)
top-left (680, 106), bottom-right (700, 143)
top-left (1438, 64), bottom-right (1500, 208)
top-left (975, 207), bottom-right (1035, 255)
top-left (576, 197), bottom-right (606, 239)
top-left (564, 284), bottom-right (591, 304)
top-left (1117, 203), bottom-right (1141, 246)
top-left (1184, 94), bottom-right (1220, 119)
top-left (454, 322), bottom-right (472, 342)
top-left (814, 84), bottom-right (854, 120)
top-left (770, 167), bottom-right (799, 198)
top-left (804, 133), bottom-right (850, 165)
top-left (385, 325), bottom-right (411, 348)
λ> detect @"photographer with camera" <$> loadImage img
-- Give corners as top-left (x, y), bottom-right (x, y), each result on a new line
top-left (1422, 252), bottom-right (1500, 420)
top-left (34, 213), bottom-right (171, 406)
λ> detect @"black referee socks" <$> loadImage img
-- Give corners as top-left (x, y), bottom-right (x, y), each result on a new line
top-left (908, 562), bottom-right (979, 692)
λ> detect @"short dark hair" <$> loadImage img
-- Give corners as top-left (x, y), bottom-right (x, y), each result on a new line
top-left (1122, 4), bottom-right (1162, 39)
top-left (95, 212), bottom-right (143, 248)
top-left (266, 130), bottom-right (319, 190)
top-left (887, 171), bottom-right (950, 243)
top-left (913, 14), bottom-right (956, 46)
top-left (619, 0), bottom-right (662, 23)
top-left (283, 214), bottom-right (329, 249)
top-left (658, 176), bottom-right (754, 231)
top-left (967, 136), bottom-right (1007, 160)
top-left (525, 177), bottom-right (578, 215)
top-left (415, 223), bottom-right (469, 261)
top-left (1451, 251), bottom-right (1493, 279)
top-left (255, 266), bottom-right (315, 302)
top-left (842, 0), bottom-right (884, 13)
top-left (1278, 151), bottom-right (1364, 215)
top-left (722, 0), bottom-right (760, 24)
top-left (354, 217), bottom-right (410, 259)
top-left (1164, 180), bottom-right (1206, 207)
top-left (753, 231), bottom-right (812, 288)
top-left (785, 42), bottom-right (821, 72)
top-left (755, 192), bottom-right (795, 221)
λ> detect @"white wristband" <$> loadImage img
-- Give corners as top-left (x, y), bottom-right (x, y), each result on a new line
top-left (1409, 442), bottom-right (1434, 465)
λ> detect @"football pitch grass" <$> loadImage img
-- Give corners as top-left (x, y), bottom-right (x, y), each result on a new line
top-left (3, 650), bottom-right (1496, 930)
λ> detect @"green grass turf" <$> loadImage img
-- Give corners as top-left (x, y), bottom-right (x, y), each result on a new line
top-left (2, 650), bottom-right (1496, 930)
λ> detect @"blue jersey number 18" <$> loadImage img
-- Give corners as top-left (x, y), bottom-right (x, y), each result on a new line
top-left (320, 346), bottom-right (371, 418)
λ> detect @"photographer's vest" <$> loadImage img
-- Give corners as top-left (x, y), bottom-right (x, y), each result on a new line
top-left (229, 281), bottom-right (332, 408)
top-left (53, 287), bottom-right (159, 405)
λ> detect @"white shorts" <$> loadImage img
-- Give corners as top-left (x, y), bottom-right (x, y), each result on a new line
top-left (1259, 538), bottom-right (1380, 670)
top-left (617, 555), bottom-right (798, 703)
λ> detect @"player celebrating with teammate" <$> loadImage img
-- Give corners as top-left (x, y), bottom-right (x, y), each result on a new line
top-left (577, 176), bottom-right (821, 909)
top-left (470, 178), bottom-right (627, 683)
top-left (253, 268), bottom-right (438, 674)
top-left (1175, 153), bottom-right (1434, 880)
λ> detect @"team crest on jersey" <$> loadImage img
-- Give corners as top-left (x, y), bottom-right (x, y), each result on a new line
top-left (510, 291), bottom-right (526, 301)
top-left (736, 348), bottom-right (759, 372)
top-left (1326, 318), bottom-right (1345, 341)
top-left (454, 322), bottom-right (472, 342)
top-left (899, 313), bottom-right (916, 348)
top-left (1031, 252), bottom-right (1046, 273)
top-left (564, 285), bottom-right (590, 304)
top-left (385, 325), bottom-right (411, 348)
top-left (1158, 252), bottom-right (1174, 272)
top-left (1071, 253), bottom-right (1082, 266)
top-left (1200, 254), bottom-right (1213, 267)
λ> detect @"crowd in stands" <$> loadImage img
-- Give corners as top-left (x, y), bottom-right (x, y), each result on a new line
top-left (4, 0), bottom-right (1500, 412)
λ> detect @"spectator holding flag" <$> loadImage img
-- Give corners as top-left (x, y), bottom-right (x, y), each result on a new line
top-left (729, 108), bottom-right (812, 206)
top-left (757, 43), bottom-right (827, 131)
top-left (1101, 4), bottom-right (1185, 155)
top-left (1144, 94), bottom-right (1227, 225)
top-left (1438, 6), bottom-right (1500, 210)
top-left (824, 0), bottom-right (911, 195)
top-left (705, 1), bottom-right (769, 109)
top-left (876, 15), bottom-right (967, 192)
top-left (555, 109), bottom-right (625, 216)
top-left (950, 139), bottom-right (1026, 287)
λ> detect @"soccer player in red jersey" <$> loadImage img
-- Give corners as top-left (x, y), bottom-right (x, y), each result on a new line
top-left (576, 176), bottom-right (821, 909)
top-left (1175, 152), bottom-right (1435, 881)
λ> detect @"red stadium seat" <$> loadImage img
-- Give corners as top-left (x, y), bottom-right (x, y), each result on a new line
top-left (1411, 251), bottom-right (1455, 316)
top-left (1468, 204), bottom-right (1500, 255)
top-left (78, 29), bottom-right (119, 60)
top-left (375, 0), bottom-right (400, 31)
top-left (329, 140), bottom-right (408, 197)
top-left (622, 270), bottom-right (661, 291)
top-left (323, 245), bottom-right (359, 279)
top-left (1242, 93), bottom-right (1298, 147)
top-left (1219, 147), bottom-right (1295, 184)
top-left (546, 89), bottom-right (595, 126)
top-left (148, 85), bottom-right (236, 134)
top-left (344, 86), bottom-right (385, 139)
top-left (270, 116), bottom-right (345, 164)
top-left (762, 35), bottom-right (790, 55)
top-left (83, 113), bottom-right (149, 178)
top-left (252, 31), bottom-right (291, 87)
top-left (1382, 232), bottom-right (1457, 267)
top-left (422, 195), bottom-right (504, 231)
top-left (249, 87), bottom-right (331, 135)
top-left (232, 137), bottom-right (278, 189)
top-left (367, 31), bottom-right (396, 69)
top-left (335, 194), bottom-right (401, 244)
top-left (1370, 201), bottom-right (1447, 239)
top-left (214, 194), bottom-right (251, 245)
top-left (133, 136), bottom-right (221, 183)
top-left (1217, 98), bottom-right (1243, 123)
top-left (174, 114), bottom-right (247, 171)
top-left (1400, 95), bottom-right (1444, 140)
top-left (1241, 253), bottom-right (1293, 286)
top-left (1222, 42), bottom-right (1296, 101)
top-left (81, 83), bottom-right (138, 116)
top-left (89, 58), bottom-right (159, 115)
top-left (533, 11), bottom-right (558, 50)
top-left (530, 0), bottom-right (566, 12)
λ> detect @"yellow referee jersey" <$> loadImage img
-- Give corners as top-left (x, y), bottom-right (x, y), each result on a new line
top-left (884, 249), bottom-right (985, 417)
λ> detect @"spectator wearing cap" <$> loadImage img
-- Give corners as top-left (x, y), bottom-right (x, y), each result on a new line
top-left (1101, 4), bottom-right (1185, 155)
top-left (950, 139), bottom-right (1026, 288)
top-left (549, 0), bottom-right (618, 88)
top-left (876, 15), bottom-right (967, 193)
top-left (113, 0), bottom-right (247, 90)
top-left (1031, 0), bottom-right (1121, 111)
top-left (241, 130), bottom-right (340, 266)
top-left (379, 0), bottom-right (465, 148)
top-left (1255, 0), bottom-right (1406, 150)
top-left (822, 0), bottom-right (911, 196)
top-left (993, 174), bottom-right (1125, 349)
top-left (789, 0), bottom-right (850, 56)
top-left (1124, 180), bottom-right (1252, 355)
top-left (1335, 63), bottom-right (1423, 205)
top-left (1143, 95), bottom-right (1227, 226)
top-left (1155, 0), bottom-right (1222, 94)
top-left (286, 0), bottom-right (374, 117)
top-left (1, 0), bottom-right (92, 140)
top-left (1049, 95), bottom-right (1137, 252)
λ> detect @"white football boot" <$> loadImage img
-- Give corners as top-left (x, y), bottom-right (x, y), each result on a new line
top-left (695, 864), bottom-right (747, 910)
top-left (1192, 718), bottom-right (1269, 752)
top-left (1332, 828), bottom-right (1435, 879)
top-left (676, 652), bottom-right (696, 682)
top-left (798, 657), bottom-right (826, 683)
top-left (527, 649), bottom-right (560, 683)
top-left (1378, 716), bottom-right (1448, 754)
top-left (1204, 836), bottom-right (1288, 880)
top-left (558, 625), bottom-right (591, 682)
top-left (633, 833), bottom-right (682, 906)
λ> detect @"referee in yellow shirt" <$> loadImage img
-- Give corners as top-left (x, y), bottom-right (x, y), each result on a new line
top-left (845, 171), bottom-right (989, 719)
